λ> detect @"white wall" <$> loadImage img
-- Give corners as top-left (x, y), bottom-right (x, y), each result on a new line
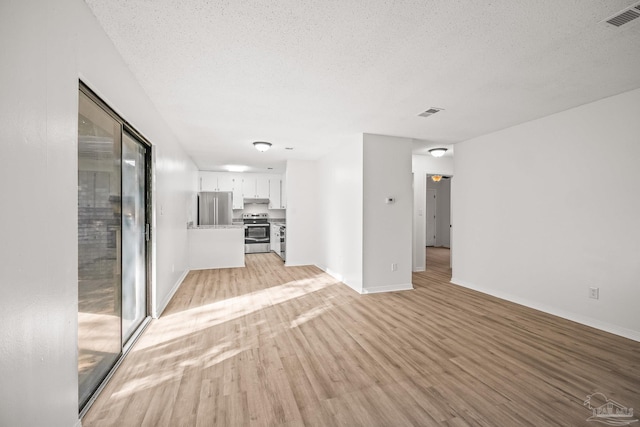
top-left (452, 88), bottom-right (640, 341)
top-left (362, 134), bottom-right (414, 293)
top-left (412, 154), bottom-right (454, 271)
top-left (316, 136), bottom-right (364, 292)
top-left (0, 2), bottom-right (79, 426)
top-left (77, 7), bottom-right (198, 317)
top-left (0, 1), bottom-right (197, 425)
top-left (285, 160), bottom-right (319, 266)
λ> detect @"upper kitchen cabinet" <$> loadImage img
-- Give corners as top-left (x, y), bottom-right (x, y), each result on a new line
top-left (199, 172), bottom-right (243, 209)
top-left (200, 172), bottom-right (285, 209)
top-left (217, 173), bottom-right (234, 191)
top-left (200, 171), bottom-right (217, 191)
top-left (243, 174), bottom-right (270, 199)
top-left (200, 172), bottom-right (234, 192)
top-left (268, 177), bottom-right (286, 209)
top-left (231, 175), bottom-right (243, 209)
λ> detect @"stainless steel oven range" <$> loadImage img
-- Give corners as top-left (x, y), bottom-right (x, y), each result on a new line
top-left (243, 213), bottom-right (270, 253)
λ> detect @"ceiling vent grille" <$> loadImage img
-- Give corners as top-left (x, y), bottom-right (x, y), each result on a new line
top-left (601, 2), bottom-right (640, 27)
top-left (418, 108), bottom-right (444, 118)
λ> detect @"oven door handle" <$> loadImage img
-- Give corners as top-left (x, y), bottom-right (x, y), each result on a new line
top-left (245, 237), bottom-right (270, 243)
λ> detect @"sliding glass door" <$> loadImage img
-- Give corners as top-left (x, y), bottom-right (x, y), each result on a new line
top-left (77, 90), bottom-right (123, 409)
top-left (78, 85), bottom-right (151, 412)
top-left (121, 132), bottom-right (148, 343)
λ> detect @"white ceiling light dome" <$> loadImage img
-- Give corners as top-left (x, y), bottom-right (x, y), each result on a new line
top-left (253, 141), bottom-right (272, 152)
top-left (428, 148), bottom-right (447, 158)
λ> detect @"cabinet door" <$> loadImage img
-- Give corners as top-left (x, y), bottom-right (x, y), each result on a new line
top-left (280, 174), bottom-right (287, 209)
top-left (200, 172), bottom-right (218, 191)
top-left (255, 174), bottom-right (270, 198)
top-left (270, 225), bottom-right (277, 251)
top-left (231, 175), bottom-right (244, 209)
top-left (242, 176), bottom-right (256, 198)
top-left (216, 173), bottom-right (234, 192)
top-left (268, 178), bottom-right (281, 209)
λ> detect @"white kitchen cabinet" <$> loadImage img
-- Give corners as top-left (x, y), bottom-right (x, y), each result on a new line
top-left (256, 175), bottom-right (270, 198)
top-left (270, 224), bottom-right (278, 252)
top-left (199, 171), bottom-right (218, 191)
top-left (231, 174), bottom-right (244, 209)
top-left (268, 178), bottom-right (280, 209)
top-left (267, 174), bottom-right (286, 209)
top-left (202, 172), bottom-right (285, 209)
top-left (199, 172), bottom-right (244, 209)
top-left (268, 177), bottom-right (287, 209)
top-left (199, 172), bottom-right (234, 192)
top-left (217, 173), bottom-right (234, 192)
top-left (243, 174), bottom-right (270, 198)
top-left (270, 223), bottom-right (281, 254)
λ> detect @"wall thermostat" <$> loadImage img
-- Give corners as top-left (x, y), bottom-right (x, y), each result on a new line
top-left (385, 197), bottom-right (395, 204)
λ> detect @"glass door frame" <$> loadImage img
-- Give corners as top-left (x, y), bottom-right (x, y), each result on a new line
top-left (78, 81), bottom-right (154, 416)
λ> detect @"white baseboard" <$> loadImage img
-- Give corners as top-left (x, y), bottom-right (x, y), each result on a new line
top-left (413, 267), bottom-right (426, 272)
top-left (155, 269), bottom-right (189, 318)
top-left (74, 419), bottom-right (83, 427)
top-left (450, 277), bottom-right (640, 343)
top-left (317, 264), bottom-right (363, 293)
top-left (362, 283), bottom-right (414, 294)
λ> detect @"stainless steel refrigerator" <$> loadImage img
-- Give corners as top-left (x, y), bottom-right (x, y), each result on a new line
top-left (198, 192), bottom-right (233, 226)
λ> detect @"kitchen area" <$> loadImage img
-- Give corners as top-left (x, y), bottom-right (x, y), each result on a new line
top-left (187, 171), bottom-right (286, 270)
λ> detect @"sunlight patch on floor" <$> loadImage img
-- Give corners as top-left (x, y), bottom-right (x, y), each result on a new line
top-left (134, 276), bottom-right (336, 350)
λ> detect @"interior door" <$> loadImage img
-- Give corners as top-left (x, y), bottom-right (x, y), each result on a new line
top-left (426, 189), bottom-right (437, 246)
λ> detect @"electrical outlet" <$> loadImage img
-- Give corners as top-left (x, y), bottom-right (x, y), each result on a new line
top-left (589, 287), bottom-right (599, 299)
top-left (391, 263), bottom-right (398, 272)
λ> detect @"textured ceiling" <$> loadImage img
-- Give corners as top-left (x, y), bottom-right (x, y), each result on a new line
top-left (84, 0), bottom-right (640, 172)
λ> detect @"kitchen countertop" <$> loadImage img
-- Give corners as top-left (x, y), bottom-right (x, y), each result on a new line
top-left (188, 224), bottom-right (244, 229)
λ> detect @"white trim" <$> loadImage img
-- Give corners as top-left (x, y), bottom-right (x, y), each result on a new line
top-left (413, 267), bottom-right (426, 272)
top-left (317, 264), bottom-right (362, 294)
top-left (155, 269), bottom-right (189, 318)
top-left (362, 283), bottom-right (414, 294)
top-left (320, 265), bottom-right (344, 283)
top-left (74, 419), bottom-right (83, 427)
top-left (450, 277), bottom-right (640, 343)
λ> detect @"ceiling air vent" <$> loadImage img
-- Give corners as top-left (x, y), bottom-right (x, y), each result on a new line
top-left (601, 2), bottom-right (640, 27)
top-left (418, 107), bottom-right (444, 118)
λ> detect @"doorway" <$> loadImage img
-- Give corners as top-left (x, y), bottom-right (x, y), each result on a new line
top-left (425, 174), bottom-right (452, 269)
top-left (77, 84), bottom-right (151, 413)
top-left (426, 189), bottom-right (437, 246)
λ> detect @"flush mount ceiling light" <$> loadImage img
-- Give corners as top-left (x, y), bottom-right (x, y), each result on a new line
top-left (226, 164), bottom-right (248, 172)
top-left (253, 141), bottom-right (272, 152)
top-left (431, 175), bottom-right (443, 182)
top-left (428, 148), bottom-right (448, 157)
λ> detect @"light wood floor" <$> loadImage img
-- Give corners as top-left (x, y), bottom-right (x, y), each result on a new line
top-left (83, 248), bottom-right (640, 426)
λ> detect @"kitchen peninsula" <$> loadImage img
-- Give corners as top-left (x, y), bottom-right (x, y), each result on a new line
top-left (187, 224), bottom-right (245, 270)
